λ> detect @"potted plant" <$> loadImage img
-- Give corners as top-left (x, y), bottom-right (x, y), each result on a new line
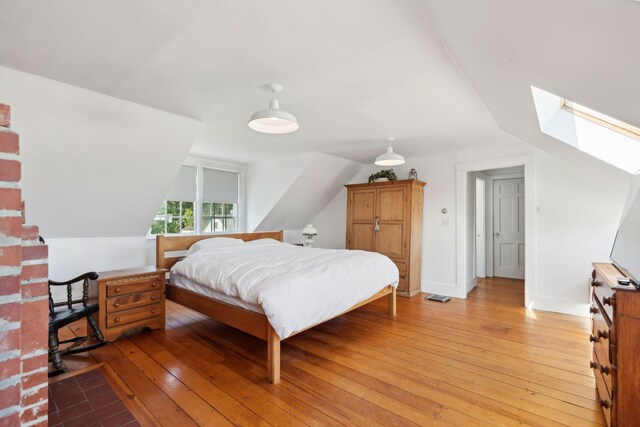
top-left (368, 169), bottom-right (398, 183)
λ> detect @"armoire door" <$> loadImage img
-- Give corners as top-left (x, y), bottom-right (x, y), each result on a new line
top-left (374, 186), bottom-right (405, 259)
top-left (348, 189), bottom-right (376, 251)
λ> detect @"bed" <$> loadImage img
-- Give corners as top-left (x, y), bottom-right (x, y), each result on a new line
top-left (156, 230), bottom-right (397, 384)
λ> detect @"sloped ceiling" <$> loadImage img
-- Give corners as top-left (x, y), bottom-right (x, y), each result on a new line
top-left (253, 153), bottom-right (362, 231)
top-left (417, 0), bottom-right (640, 179)
top-left (0, 0), bottom-right (514, 165)
top-left (0, 66), bottom-right (202, 238)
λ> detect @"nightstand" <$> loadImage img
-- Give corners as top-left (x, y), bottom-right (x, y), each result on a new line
top-left (89, 266), bottom-right (168, 341)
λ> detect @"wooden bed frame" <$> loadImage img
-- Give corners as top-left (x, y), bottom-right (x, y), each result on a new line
top-left (156, 230), bottom-right (397, 384)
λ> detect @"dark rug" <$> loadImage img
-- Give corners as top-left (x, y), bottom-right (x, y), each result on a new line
top-left (48, 368), bottom-right (141, 427)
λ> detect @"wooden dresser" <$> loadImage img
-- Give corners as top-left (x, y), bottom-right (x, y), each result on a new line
top-left (90, 266), bottom-right (168, 341)
top-left (590, 263), bottom-right (640, 426)
top-left (345, 179), bottom-right (425, 297)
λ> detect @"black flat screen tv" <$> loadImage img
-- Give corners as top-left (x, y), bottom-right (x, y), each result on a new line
top-left (610, 174), bottom-right (640, 286)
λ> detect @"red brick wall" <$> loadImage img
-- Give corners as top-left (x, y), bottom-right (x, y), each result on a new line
top-left (0, 103), bottom-right (49, 426)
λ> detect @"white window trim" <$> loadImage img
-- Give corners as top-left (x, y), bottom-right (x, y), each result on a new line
top-left (146, 157), bottom-right (246, 239)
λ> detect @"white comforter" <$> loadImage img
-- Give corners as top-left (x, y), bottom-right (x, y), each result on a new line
top-left (171, 242), bottom-right (399, 339)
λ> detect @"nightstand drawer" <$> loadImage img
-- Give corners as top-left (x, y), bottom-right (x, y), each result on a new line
top-left (106, 276), bottom-right (163, 297)
top-left (106, 290), bottom-right (163, 313)
top-left (107, 303), bottom-right (162, 328)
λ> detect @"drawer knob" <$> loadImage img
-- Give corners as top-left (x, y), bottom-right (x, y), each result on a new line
top-left (115, 287), bottom-right (121, 293)
top-left (151, 309), bottom-right (156, 314)
top-left (113, 302), bottom-right (120, 308)
top-left (603, 296), bottom-right (615, 306)
top-left (589, 306), bottom-right (599, 314)
top-left (151, 296), bottom-right (157, 301)
top-left (114, 317), bottom-right (120, 323)
top-left (600, 399), bottom-right (610, 409)
top-left (600, 365), bottom-right (611, 375)
top-left (597, 330), bottom-right (609, 339)
top-left (589, 335), bottom-right (599, 343)
top-left (591, 280), bottom-right (602, 288)
top-left (590, 361), bottom-right (598, 369)
top-left (151, 282), bottom-right (158, 288)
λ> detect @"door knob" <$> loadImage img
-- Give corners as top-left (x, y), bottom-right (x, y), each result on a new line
top-left (495, 232), bottom-right (500, 238)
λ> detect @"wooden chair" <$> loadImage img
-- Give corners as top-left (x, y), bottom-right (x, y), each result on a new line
top-left (48, 272), bottom-right (108, 376)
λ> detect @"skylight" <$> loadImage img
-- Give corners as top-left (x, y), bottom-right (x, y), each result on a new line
top-left (532, 86), bottom-right (640, 174)
top-left (562, 100), bottom-right (640, 142)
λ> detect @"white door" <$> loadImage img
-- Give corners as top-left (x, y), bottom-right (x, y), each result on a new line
top-left (475, 178), bottom-right (486, 278)
top-left (493, 178), bottom-right (525, 279)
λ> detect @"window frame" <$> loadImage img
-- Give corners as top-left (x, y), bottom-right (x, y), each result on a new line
top-left (562, 99), bottom-right (640, 142)
top-left (146, 157), bottom-right (245, 239)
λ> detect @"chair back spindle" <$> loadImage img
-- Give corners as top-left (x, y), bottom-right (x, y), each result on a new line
top-left (67, 284), bottom-right (73, 309)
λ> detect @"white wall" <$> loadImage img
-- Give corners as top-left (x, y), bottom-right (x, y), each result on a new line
top-left (246, 155), bottom-right (312, 232)
top-left (311, 134), bottom-right (630, 315)
top-left (46, 237), bottom-right (156, 299)
top-left (247, 152), bottom-right (362, 232)
top-left (47, 237), bottom-right (156, 281)
top-left (0, 66), bottom-right (202, 238)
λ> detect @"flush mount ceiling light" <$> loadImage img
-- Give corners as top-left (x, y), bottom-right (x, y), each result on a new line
top-left (248, 83), bottom-right (299, 134)
top-left (375, 137), bottom-right (405, 166)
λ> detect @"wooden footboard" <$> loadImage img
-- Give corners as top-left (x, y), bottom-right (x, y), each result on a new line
top-left (157, 231), bottom-right (397, 385)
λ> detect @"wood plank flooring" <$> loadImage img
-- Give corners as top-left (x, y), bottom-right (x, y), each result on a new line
top-left (57, 278), bottom-right (604, 426)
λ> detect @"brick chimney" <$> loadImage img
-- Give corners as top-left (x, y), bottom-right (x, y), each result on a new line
top-left (0, 103), bottom-right (49, 426)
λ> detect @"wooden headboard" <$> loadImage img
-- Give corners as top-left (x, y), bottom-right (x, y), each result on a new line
top-left (155, 231), bottom-right (284, 270)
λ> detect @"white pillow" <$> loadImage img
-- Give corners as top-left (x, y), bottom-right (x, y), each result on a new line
top-left (244, 238), bottom-right (285, 247)
top-left (185, 237), bottom-right (245, 256)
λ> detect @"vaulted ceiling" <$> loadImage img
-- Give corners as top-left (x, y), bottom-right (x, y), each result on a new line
top-left (418, 0), bottom-right (640, 177)
top-left (1, 1), bottom-right (637, 168)
top-left (0, 0), bottom-right (517, 165)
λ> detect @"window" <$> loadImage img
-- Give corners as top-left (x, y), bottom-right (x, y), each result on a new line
top-left (532, 86), bottom-right (640, 174)
top-left (562, 100), bottom-right (640, 142)
top-left (148, 161), bottom-right (243, 236)
top-left (201, 168), bottom-right (239, 233)
top-left (151, 201), bottom-right (195, 234)
top-left (202, 202), bottom-right (237, 232)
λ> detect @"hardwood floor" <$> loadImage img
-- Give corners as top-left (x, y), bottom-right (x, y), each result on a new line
top-left (56, 278), bottom-right (604, 426)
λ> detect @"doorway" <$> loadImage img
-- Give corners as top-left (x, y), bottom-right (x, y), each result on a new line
top-left (456, 157), bottom-right (533, 307)
top-left (474, 178), bottom-right (486, 278)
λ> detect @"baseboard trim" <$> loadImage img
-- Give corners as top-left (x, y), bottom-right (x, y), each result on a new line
top-left (422, 281), bottom-right (466, 299)
top-left (530, 296), bottom-right (589, 317)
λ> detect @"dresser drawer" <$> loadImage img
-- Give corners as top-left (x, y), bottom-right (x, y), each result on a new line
top-left (106, 276), bottom-right (164, 297)
top-left (592, 278), bottom-right (614, 321)
top-left (106, 290), bottom-right (163, 313)
top-left (394, 262), bottom-right (407, 278)
top-left (397, 277), bottom-right (407, 293)
top-left (592, 303), bottom-right (611, 359)
top-left (592, 350), bottom-right (613, 427)
top-left (106, 303), bottom-right (162, 328)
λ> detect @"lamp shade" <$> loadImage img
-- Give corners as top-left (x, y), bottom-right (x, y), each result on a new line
top-left (302, 224), bottom-right (318, 236)
top-left (375, 146), bottom-right (405, 166)
top-left (248, 84), bottom-right (299, 134)
top-left (248, 99), bottom-right (298, 134)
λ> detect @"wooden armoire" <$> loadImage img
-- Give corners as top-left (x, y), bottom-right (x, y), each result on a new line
top-left (345, 179), bottom-right (425, 297)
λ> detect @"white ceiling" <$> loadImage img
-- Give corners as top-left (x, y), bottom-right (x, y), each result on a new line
top-left (418, 0), bottom-right (640, 177)
top-left (1, 0), bottom-right (637, 170)
top-left (0, 0), bottom-right (510, 164)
